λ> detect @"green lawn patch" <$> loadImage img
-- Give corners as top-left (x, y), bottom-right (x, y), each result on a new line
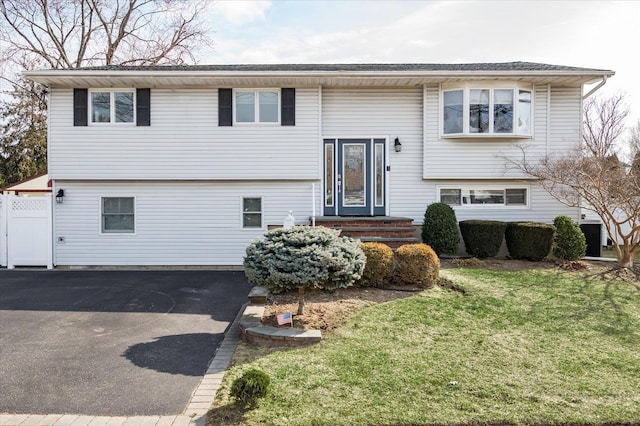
top-left (208, 268), bottom-right (640, 425)
top-left (601, 246), bottom-right (640, 263)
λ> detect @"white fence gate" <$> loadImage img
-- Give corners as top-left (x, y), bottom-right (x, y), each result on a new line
top-left (0, 196), bottom-right (6, 267)
top-left (0, 195), bottom-right (53, 269)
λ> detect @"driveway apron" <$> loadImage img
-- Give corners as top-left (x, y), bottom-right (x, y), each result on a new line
top-left (0, 270), bottom-right (250, 416)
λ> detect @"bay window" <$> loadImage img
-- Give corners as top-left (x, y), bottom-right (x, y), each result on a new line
top-left (442, 83), bottom-right (532, 136)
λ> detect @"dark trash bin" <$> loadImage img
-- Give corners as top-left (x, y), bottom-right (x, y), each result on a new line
top-left (580, 223), bottom-right (602, 257)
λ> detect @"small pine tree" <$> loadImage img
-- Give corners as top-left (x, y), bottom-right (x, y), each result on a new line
top-left (422, 203), bottom-right (460, 255)
top-left (553, 216), bottom-right (587, 261)
top-left (230, 369), bottom-right (270, 408)
top-left (244, 226), bottom-right (365, 315)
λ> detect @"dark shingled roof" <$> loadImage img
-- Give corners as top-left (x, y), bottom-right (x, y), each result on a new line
top-left (75, 62), bottom-right (611, 73)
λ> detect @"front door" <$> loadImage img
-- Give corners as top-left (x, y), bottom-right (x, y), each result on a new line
top-left (323, 138), bottom-right (386, 216)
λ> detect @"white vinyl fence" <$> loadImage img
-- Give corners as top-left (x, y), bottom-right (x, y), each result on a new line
top-left (0, 194), bottom-right (53, 269)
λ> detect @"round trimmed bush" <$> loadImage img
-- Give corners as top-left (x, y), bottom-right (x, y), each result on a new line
top-left (459, 220), bottom-right (507, 258)
top-left (230, 369), bottom-right (270, 407)
top-left (422, 202), bottom-right (460, 255)
top-left (357, 242), bottom-right (394, 287)
top-left (505, 222), bottom-right (555, 261)
top-left (394, 243), bottom-right (440, 288)
top-left (244, 226), bottom-right (365, 293)
top-left (553, 216), bottom-right (587, 261)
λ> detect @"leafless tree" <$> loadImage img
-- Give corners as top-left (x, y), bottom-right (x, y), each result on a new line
top-left (508, 94), bottom-right (639, 268)
top-left (0, 0), bottom-right (213, 185)
top-left (0, 0), bottom-right (212, 69)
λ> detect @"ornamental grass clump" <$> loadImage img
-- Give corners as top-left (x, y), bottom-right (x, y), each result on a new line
top-left (244, 226), bottom-right (365, 314)
top-left (553, 215), bottom-right (587, 261)
top-left (422, 202), bottom-right (460, 255)
top-left (229, 369), bottom-right (271, 408)
top-left (357, 242), bottom-right (394, 287)
top-left (394, 243), bottom-right (440, 288)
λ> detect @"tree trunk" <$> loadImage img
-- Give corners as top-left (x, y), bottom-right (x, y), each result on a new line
top-left (297, 287), bottom-right (305, 315)
top-left (619, 249), bottom-right (634, 268)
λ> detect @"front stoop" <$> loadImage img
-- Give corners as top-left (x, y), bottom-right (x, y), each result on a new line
top-left (313, 216), bottom-right (420, 248)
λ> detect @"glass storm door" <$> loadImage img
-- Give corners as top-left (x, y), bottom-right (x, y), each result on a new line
top-left (323, 138), bottom-right (386, 216)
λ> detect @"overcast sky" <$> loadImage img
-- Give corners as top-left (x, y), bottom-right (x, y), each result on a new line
top-left (205, 0), bottom-right (640, 125)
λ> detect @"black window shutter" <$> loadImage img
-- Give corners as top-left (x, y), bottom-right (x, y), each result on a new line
top-left (73, 88), bottom-right (88, 126)
top-left (136, 88), bottom-right (151, 126)
top-left (281, 88), bottom-right (295, 126)
top-left (218, 88), bottom-right (232, 126)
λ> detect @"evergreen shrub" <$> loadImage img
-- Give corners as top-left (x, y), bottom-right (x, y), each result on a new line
top-left (230, 369), bottom-right (271, 408)
top-left (394, 243), bottom-right (440, 288)
top-left (505, 222), bottom-right (555, 261)
top-left (357, 242), bottom-right (394, 287)
top-left (553, 216), bottom-right (587, 261)
top-left (422, 202), bottom-right (460, 255)
top-left (459, 220), bottom-right (507, 258)
top-left (243, 226), bottom-right (365, 293)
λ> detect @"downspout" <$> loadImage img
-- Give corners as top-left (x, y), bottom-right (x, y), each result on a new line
top-left (583, 76), bottom-right (608, 100)
top-left (546, 84), bottom-right (551, 155)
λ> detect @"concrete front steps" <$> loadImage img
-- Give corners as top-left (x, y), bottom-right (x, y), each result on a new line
top-left (313, 216), bottom-right (420, 249)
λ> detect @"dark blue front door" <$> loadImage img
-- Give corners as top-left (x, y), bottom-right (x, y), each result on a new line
top-left (323, 138), bottom-right (386, 216)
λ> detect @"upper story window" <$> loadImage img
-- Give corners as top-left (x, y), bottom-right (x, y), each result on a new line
top-left (90, 90), bottom-right (135, 124)
top-left (442, 82), bottom-right (532, 137)
top-left (234, 90), bottom-right (279, 124)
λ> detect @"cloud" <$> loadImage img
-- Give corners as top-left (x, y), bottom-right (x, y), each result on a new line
top-left (213, 0), bottom-right (271, 26)
top-left (207, 0), bottom-right (640, 122)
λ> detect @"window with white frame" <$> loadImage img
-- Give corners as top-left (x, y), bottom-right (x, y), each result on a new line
top-left (439, 187), bottom-right (528, 207)
top-left (242, 197), bottom-right (263, 228)
top-left (90, 90), bottom-right (135, 124)
top-left (101, 197), bottom-right (135, 233)
top-left (442, 83), bottom-right (532, 136)
top-left (235, 90), bottom-right (279, 124)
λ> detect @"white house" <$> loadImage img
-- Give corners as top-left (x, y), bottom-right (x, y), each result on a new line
top-left (24, 62), bottom-right (614, 267)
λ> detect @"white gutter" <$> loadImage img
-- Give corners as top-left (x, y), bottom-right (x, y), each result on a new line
top-left (583, 76), bottom-right (608, 99)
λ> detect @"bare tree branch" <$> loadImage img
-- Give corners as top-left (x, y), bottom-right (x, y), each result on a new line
top-left (506, 94), bottom-right (639, 268)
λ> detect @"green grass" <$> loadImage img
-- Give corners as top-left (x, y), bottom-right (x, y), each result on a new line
top-left (209, 268), bottom-right (640, 425)
top-left (601, 245), bottom-right (640, 263)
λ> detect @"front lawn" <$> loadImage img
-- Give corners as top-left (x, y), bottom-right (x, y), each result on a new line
top-left (601, 245), bottom-right (640, 263)
top-left (208, 265), bottom-right (640, 425)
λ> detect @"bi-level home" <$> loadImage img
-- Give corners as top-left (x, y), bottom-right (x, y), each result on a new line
top-left (24, 62), bottom-right (614, 267)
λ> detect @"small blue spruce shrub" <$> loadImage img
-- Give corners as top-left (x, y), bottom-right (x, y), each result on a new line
top-left (244, 226), bottom-right (365, 314)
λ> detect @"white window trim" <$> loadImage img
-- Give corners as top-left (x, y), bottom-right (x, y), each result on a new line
top-left (233, 89), bottom-right (281, 125)
top-left (437, 185), bottom-right (530, 208)
top-left (88, 89), bottom-right (136, 125)
top-left (99, 196), bottom-right (137, 235)
top-left (440, 81), bottom-right (534, 138)
top-left (241, 196), bottom-right (264, 230)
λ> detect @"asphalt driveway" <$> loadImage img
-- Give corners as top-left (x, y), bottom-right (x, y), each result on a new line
top-left (0, 270), bottom-right (251, 416)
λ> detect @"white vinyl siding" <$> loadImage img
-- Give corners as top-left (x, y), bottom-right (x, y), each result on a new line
top-left (48, 87), bottom-right (319, 180)
top-left (423, 84), bottom-right (583, 179)
top-left (322, 86), bottom-right (424, 217)
top-left (53, 180), bottom-right (321, 266)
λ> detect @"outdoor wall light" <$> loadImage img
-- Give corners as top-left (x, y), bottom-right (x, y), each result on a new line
top-left (394, 137), bottom-right (402, 152)
top-left (55, 189), bottom-right (65, 204)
